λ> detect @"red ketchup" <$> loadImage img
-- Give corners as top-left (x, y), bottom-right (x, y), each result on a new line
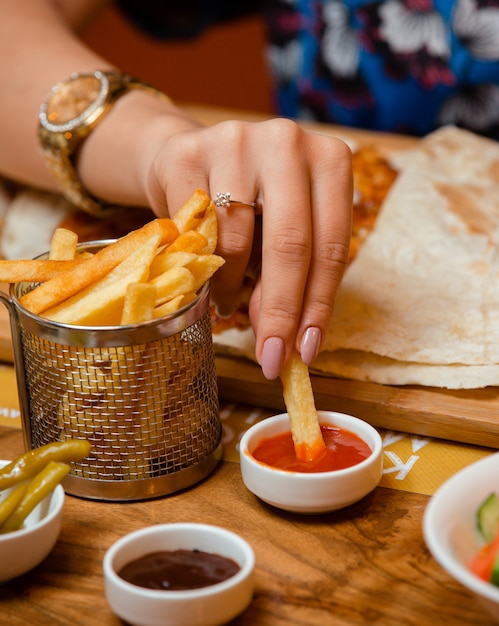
top-left (251, 425), bottom-right (371, 473)
top-left (118, 549), bottom-right (240, 590)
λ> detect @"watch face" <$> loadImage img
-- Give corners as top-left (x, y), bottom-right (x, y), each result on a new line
top-left (39, 72), bottom-right (109, 133)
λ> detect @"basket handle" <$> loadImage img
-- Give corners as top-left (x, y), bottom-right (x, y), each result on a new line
top-left (0, 290), bottom-right (33, 450)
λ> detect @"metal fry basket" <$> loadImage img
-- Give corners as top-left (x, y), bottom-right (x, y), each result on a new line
top-left (0, 241), bottom-right (222, 501)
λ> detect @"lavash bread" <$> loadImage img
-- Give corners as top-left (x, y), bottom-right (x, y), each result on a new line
top-left (317, 126), bottom-right (499, 388)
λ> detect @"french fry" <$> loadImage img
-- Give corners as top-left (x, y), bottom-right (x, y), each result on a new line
top-left (49, 228), bottom-right (78, 260)
top-left (43, 234), bottom-right (161, 324)
top-left (164, 230), bottom-right (208, 255)
top-left (186, 254), bottom-right (226, 292)
top-left (149, 251), bottom-right (197, 279)
top-left (0, 259), bottom-right (83, 283)
top-left (172, 189), bottom-right (211, 233)
top-left (149, 266), bottom-right (195, 306)
top-left (44, 263), bottom-right (149, 325)
top-left (121, 282), bottom-right (157, 325)
top-left (195, 202), bottom-right (218, 254)
top-left (20, 218), bottom-right (178, 315)
top-left (280, 350), bottom-right (326, 462)
top-left (153, 291), bottom-right (198, 318)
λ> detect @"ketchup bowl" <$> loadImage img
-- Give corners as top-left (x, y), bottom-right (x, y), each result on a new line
top-left (103, 522), bottom-right (255, 626)
top-left (239, 411), bottom-right (383, 514)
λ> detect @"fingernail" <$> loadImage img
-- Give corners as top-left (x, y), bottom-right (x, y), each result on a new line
top-left (300, 327), bottom-right (321, 365)
top-left (261, 337), bottom-right (285, 380)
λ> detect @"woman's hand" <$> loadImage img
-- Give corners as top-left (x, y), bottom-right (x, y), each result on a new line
top-left (147, 118), bottom-right (353, 379)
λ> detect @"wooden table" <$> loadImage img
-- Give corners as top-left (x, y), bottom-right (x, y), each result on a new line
top-left (0, 418), bottom-right (493, 626)
top-left (0, 105), bottom-right (496, 624)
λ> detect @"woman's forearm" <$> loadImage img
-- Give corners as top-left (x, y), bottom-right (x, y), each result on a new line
top-left (0, 0), bottom-right (199, 208)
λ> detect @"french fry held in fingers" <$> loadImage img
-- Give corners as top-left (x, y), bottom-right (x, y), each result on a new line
top-left (280, 350), bottom-right (326, 462)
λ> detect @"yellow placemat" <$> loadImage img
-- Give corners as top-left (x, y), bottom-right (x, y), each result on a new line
top-left (0, 364), bottom-right (21, 427)
top-left (1, 364), bottom-right (494, 496)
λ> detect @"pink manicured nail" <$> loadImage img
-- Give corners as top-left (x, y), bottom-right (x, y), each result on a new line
top-left (300, 327), bottom-right (321, 365)
top-left (261, 337), bottom-right (285, 380)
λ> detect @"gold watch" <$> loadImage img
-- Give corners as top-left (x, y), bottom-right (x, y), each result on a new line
top-left (38, 70), bottom-right (170, 216)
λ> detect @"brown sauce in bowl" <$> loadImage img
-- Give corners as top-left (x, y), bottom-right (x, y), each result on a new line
top-left (117, 549), bottom-right (240, 590)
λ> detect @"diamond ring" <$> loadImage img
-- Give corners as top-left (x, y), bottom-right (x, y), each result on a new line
top-left (214, 192), bottom-right (256, 209)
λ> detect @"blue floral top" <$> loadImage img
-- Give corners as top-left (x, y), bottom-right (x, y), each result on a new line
top-left (118, 0), bottom-right (499, 138)
top-left (263, 0), bottom-right (499, 138)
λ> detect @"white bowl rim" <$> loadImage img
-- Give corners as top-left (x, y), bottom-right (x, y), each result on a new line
top-left (239, 411), bottom-right (383, 478)
top-left (103, 522), bottom-right (255, 599)
top-left (423, 451), bottom-right (499, 605)
top-left (0, 459), bottom-right (65, 540)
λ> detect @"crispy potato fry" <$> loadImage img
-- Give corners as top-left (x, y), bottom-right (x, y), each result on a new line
top-left (164, 230), bottom-right (208, 255)
top-left (149, 266), bottom-right (195, 306)
top-left (43, 235), bottom-right (161, 324)
top-left (172, 189), bottom-right (211, 233)
top-left (186, 254), bottom-right (226, 292)
top-left (44, 263), bottom-right (149, 325)
top-left (49, 228), bottom-right (78, 260)
top-left (195, 202), bottom-right (218, 254)
top-left (153, 291), bottom-right (198, 318)
top-left (0, 259), bottom-right (83, 283)
top-left (1, 190), bottom-right (226, 330)
top-left (280, 350), bottom-right (325, 462)
top-left (148, 251), bottom-right (197, 279)
top-left (20, 218), bottom-right (178, 315)
top-left (121, 282), bottom-right (157, 325)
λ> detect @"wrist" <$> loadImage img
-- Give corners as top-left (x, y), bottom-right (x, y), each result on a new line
top-left (78, 90), bottom-right (202, 213)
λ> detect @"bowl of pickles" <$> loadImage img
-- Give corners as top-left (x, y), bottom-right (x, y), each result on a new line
top-left (0, 439), bottom-right (90, 583)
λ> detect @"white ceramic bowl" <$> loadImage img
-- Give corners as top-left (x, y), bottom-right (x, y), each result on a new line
top-left (103, 522), bottom-right (255, 626)
top-left (0, 459), bottom-right (65, 583)
top-left (423, 452), bottom-right (499, 622)
top-left (239, 411), bottom-right (383, 514)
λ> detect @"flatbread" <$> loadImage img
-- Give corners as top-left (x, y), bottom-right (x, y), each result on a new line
top-left (318, 126), bottom-right (499, 388)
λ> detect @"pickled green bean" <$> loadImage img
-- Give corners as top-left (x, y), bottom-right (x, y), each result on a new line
top-left (1, 461), bottom-right (70, 532)
top-left (0, 483), bottom-right (27, 527)
top-left (0, 439), bottom-right (91, 491)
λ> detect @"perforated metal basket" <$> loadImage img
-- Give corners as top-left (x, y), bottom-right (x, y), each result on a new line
top-left (0, 241), bottom-right (222, 501)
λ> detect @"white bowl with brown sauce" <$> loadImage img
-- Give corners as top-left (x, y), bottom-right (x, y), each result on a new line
top-left (103, 522), bottom-right (255, 626)
top-left (239, 411), bottom-right (383, 514)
